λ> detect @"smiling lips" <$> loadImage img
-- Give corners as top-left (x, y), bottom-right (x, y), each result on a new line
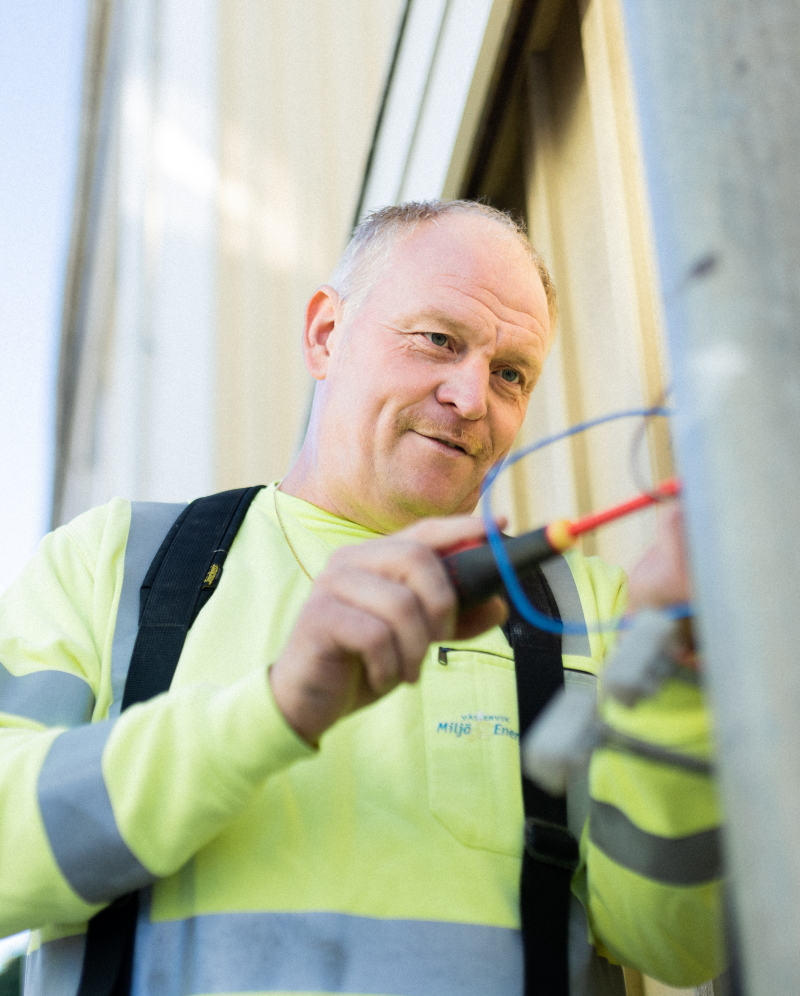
top-left (415, 431), bottom-right (475, 457)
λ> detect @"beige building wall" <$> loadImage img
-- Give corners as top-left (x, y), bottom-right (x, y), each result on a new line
top-left (54, 0), bottom-right (403, 524)
top-left (216, 1), bottom-right (404, 490)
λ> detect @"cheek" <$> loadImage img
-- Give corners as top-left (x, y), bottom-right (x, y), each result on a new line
top-left (491, 400), bottom-right (528, 453)
top-left (376, 357), bottom-right (440, 410)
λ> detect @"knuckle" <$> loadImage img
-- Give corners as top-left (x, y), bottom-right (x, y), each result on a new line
top-left (312, 571), bottom-right (340, 599)
top-left (405, 542), bottom-right (435, 573)
top-left (394, 587), bottom-right (420, 623)
top-left (301, 588), bottom-right (330, 618)
top-left (433, 584), bottom-right (457, 617)
top-left (361, 616), bottom-right (391, 656)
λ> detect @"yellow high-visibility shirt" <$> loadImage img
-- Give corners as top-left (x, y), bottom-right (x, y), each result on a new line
top-left (0, 484), bottom-right (724, 994)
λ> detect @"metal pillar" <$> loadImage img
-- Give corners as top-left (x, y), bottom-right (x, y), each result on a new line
top-left (619, 3), bottom-right (800, 993)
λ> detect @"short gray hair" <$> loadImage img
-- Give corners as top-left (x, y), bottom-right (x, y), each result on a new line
top-left (329, 200), bottom-right (557, 326)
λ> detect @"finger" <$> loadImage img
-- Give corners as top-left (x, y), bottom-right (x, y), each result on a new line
top-left (311, 598), bottom-right (403, 697)
top-left (318, 567), bottom-right (435, 682)
top-left (401, 513), bottom-right (507, 553)
top-left (328, 541), bottom-right (457, 642)
top-left (327, 516), bottom-right (507, 642)
top-left (627, 505), bottom-right (692, 611)
top-left (272, 593), bottom-right (410, 744)
top-left (660, 506), bottom-right (691, 589)
top-left (329, 514), bottom-right (500, 573)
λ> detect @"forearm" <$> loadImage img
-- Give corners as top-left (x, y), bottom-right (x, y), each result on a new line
top-left (581, 677), bottom-right (726, 986)
top-left (0, 666), bottom-right (313, 935)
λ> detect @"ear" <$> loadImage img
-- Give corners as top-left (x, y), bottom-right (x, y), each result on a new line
top-left (302, 285), bottom-right (343, 381)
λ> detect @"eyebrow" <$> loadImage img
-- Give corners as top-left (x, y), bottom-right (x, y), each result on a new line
top-left (403, 309), bottom-right (470, 337)
top-left (403, 309), bottom-right (543, 375)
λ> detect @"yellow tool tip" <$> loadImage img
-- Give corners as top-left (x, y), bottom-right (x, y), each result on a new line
top-left (545, 519), bottom-right (576, 553)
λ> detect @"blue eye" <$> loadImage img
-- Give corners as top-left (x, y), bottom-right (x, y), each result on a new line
top-left (429, 332), bottom-right (448, 347)
top-left (499, 369), bottom-right (520, 384)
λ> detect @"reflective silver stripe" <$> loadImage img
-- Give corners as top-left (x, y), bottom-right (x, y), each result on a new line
top-left (541, 556), bottom-right (592, 656)
top-left (0, 662), bottom-right (93, 727)
top-left (589, 798), bottom-right (723, 886)
top-left (564, 670), bottom-right (597, 840)
top-left (37, 720), bottom-right (155, 903)
top-left (23, 934), bottom-right (84, 996)
top-left (109, 501), bottom-right (186, 718)
top-left (132, 905), bottom-right (523, 996)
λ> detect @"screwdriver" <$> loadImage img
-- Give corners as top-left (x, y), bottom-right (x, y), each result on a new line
top-left (442, 478), bottom-right (681, 609)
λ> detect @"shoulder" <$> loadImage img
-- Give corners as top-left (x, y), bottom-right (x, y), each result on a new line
top-left (33, 499), bottom-right (133, 587)
top-left (0, 500), bottom-right (133, 638)
top-left (0, 500), bottom-right (135, 705)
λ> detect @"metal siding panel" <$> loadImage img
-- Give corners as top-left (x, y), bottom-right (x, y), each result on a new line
top-left (359, 0), bottom-right (450, 215)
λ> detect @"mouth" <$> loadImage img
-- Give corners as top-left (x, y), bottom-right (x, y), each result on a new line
top-left (414, 431), bottom-right (472, 456)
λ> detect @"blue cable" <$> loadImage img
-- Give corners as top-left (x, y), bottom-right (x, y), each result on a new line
top-left (479, 407), bottom-right (691, 636)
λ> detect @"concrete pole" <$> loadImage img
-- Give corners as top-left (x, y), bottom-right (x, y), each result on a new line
top-left (619, 3), bottom-right (800, 993)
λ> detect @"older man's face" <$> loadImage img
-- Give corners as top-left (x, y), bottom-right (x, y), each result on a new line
top-left (316, 215), bottom-right (553, 532)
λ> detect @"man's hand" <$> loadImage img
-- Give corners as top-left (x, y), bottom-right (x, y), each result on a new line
top-left (627, 505), bottom-right (692, 612)
top-left (269, 516), bottom-right (507, 744)
top-left (627, 504), bottom-right (697, 666)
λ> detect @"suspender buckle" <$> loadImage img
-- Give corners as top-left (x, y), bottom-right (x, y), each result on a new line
top-left (525, 817), bottom-right (579, 871)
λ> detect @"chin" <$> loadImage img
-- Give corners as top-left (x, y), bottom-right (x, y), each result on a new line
top-left (389, 480), bottom-right (478, 523)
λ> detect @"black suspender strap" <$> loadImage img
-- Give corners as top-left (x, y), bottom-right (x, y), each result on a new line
top-left (77, 486), bottom-right (264, 996)
top-left (505, 565), bottom-right (577, 996)
top-left (122, 486), bottom-right (265, 709)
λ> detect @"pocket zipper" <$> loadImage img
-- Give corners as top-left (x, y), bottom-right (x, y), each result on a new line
top-left (437, 646), bottom-right (513, 666)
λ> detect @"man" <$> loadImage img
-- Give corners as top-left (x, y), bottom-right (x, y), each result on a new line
top-left (0, 201), bottom-right (723, 995)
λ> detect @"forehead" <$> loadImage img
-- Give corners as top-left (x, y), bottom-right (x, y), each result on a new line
top-left (370, 215), bottom-right (550, 338)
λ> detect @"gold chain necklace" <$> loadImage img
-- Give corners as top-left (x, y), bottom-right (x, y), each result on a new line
top-left (273, 488), bottom-right (314, 582)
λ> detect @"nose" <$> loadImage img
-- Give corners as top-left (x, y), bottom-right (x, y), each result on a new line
top-left (434, 358), bottom-right (489, 420)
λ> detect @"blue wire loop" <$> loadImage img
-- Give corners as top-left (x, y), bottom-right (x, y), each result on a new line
top-left (479, 407), bottom-right (691, 636)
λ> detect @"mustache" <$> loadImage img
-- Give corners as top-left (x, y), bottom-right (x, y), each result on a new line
top-left (398, 412), bottom-right (492, 460)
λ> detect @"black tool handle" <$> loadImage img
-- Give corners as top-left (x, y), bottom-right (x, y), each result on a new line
top-left (442, 526), bottom-right (558, 609)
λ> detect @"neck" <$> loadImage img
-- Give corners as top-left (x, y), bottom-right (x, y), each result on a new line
top-left (279, 448), bottom-right (398, 535)
top-left (282, 410), bottom-right (482, 533)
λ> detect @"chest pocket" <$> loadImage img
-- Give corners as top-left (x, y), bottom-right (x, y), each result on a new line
top-left (421, 646), bottom-right (524, 857)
